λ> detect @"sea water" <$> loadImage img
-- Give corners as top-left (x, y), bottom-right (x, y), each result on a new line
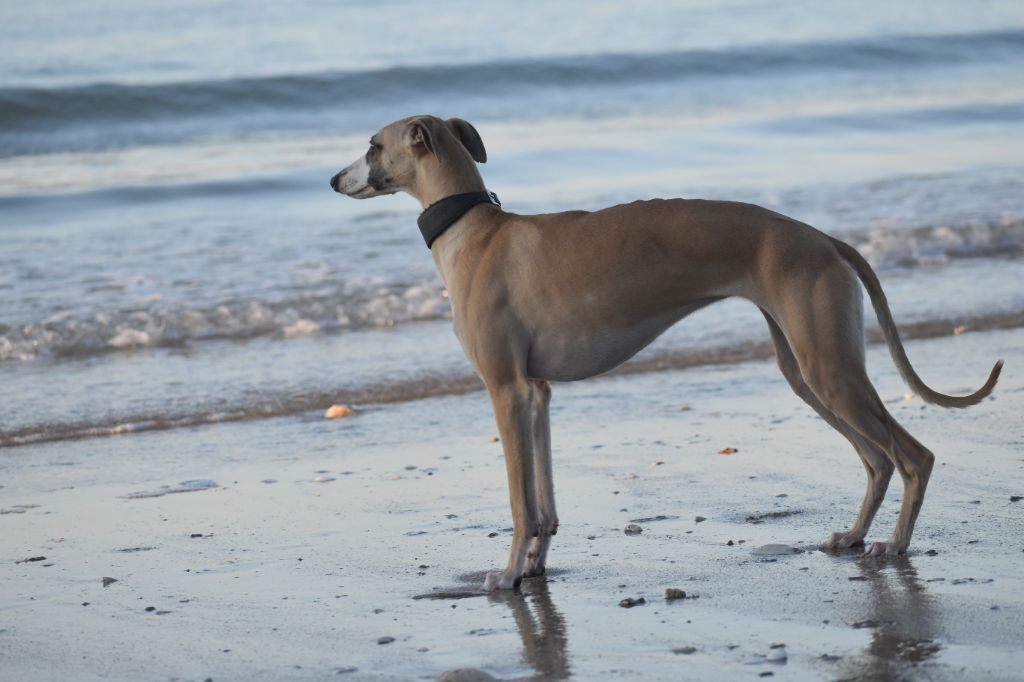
top-left (2, 0), bottom-right (1023, 446)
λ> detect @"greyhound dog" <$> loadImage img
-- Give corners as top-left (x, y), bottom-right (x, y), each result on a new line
top-left (330, 115), bottom-right (1002, 591)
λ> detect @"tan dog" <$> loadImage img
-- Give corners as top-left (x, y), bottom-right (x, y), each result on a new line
top-left (330, 115), bottom-right (1002, 591)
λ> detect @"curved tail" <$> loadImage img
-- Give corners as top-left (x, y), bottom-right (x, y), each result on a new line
top-left (830, 237), bottom-right (1003, 408)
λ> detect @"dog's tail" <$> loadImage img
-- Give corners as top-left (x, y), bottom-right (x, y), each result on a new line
top-left (830, 236), bottom-right (1003, 408)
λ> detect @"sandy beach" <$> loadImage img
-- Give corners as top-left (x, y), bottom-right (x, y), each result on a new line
top-left (3, 326), bottom-right (1021, 681)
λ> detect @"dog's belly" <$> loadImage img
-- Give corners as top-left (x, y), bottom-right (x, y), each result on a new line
top-left (525, 299), bottom-right (719, 381)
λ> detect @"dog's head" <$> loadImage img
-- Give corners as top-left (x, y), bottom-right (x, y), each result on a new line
top-left (330, 115), bottom-right (487, 201)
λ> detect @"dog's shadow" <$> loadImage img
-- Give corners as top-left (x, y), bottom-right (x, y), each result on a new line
top-left (415, 573), bottom-right (570, 680)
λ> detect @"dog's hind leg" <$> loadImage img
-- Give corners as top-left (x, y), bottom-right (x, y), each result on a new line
top-left (524, 380), bottom-right (557, 577)
top-left (762, 310), bottom-right (893, 549)
top-left (773, 264), bottom-right (935, 556)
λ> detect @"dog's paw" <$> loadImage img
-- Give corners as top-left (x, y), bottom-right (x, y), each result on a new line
top-left (821, 531), bottom-right (865, 551)
top-left (523, 543), bottom-right (547, 578)
top-left (863, 541), bottom-right (904, 557)
top-left (482, 571), bottom-right (522, 592)
top-left (522, 563), bottom-right (546, 578)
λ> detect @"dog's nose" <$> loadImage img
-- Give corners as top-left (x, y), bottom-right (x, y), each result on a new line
top-left (330, 172), bottom-right (341, 191)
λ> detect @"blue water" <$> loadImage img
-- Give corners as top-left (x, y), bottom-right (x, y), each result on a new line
top-left (2, 0), bottom-right (1024, 445)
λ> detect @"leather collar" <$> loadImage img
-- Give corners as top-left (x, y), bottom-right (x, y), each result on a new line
top-left (417, 191), bottom-right (501, 249)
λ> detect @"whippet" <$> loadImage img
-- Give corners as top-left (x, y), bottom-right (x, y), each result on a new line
top-left (330, 115), bottom-right (1002, 591)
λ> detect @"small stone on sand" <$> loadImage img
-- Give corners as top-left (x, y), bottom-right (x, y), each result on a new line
top-left (377, 636), bottom-right (395, 645)
top-left (324, 404), bottom-right (354, 419)
top-left (619, 597), bottom-right (646, 608)
top-left (672, 646), bottom-right (697, 655)
top-left (665, 588), bottom-right (687, 601)
top-left (719, 447), bottom-right (738, 454)
top-left (438, 669), bottom-right (497, 682)
top-left (102, 577), bottom-right (117, 587)
top-left (752, 544), bottom-right (802, 556)
top-left (624, 524), bottom-right (643, 535)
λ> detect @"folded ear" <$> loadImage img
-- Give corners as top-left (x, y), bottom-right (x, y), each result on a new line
top-left (404, 117), bottom-right (444, 162)
top-left (445, 117), bottom-right (487, 163)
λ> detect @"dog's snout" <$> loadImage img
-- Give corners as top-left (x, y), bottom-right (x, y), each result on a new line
top-left (330, 172), bottom-right (342, 191)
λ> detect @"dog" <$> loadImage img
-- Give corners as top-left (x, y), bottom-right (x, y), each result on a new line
top-left (330, 115), bottom-right (1002, 591)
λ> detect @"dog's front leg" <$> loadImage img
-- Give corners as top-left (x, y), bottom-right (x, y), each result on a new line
top-left (524, 380), bottom-right (557, 577)
top-left (482, 379), bottom-right (539, 591)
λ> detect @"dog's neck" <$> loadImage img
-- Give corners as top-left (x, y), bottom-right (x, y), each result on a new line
top-left (410, 154), bottom-right (486, 208)
top-left (410, 151), bottom-right (497, 286)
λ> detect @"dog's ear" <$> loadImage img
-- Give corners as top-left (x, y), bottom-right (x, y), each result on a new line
top-left (445, 118), bottom-right (487, 163)
top-left (404, 117), bottom-right (444, 162)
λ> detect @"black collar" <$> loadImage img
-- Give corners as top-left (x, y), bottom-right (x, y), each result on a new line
top-left (417, 190), bottom-right (501, 249)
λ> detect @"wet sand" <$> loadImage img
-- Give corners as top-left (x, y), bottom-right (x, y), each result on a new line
top-left (2, 327), bottom-right (1022, 681)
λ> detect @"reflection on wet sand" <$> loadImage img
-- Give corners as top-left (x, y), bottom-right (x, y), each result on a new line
top-left (833, 555), bottom-right (940, 682)
top-left (420, 576), bottom-right (570, 681)
top-left (488, 578), bottom-right (571, 681)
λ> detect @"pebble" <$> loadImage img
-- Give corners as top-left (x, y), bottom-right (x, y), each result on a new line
top-left (766, 645), bottom-right (787, 662)
top-left (324, 404), bottom-right (354, 419)
top-left (377, 636), bottom-right (395, 645)
top-left (672, 646), bottom-right (697, 655)
top-left (624, 524), bottom-right (643, 535)
top-left (752, 544), bottom-right (802, 556)
top-left (102, 577), bottom-right (117, 587)
top-left (619, 597), bottom-right (646, 608)
top-left (665, 588), bottom-right (687, 601)
top-left (695, 516), bottom-right (706, 523)
top-left (852, 619), bottom-right (887, 629)
top-left (1011, 496), bottom-right (1022, 502)
top-left (438, 669), bottom-right (497, 682)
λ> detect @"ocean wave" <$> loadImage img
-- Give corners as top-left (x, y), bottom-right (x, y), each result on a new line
top-left (2, 28), bottom-right (1022, 157)
top-left (855, 216), bottom-right (1024, 268)
top-left (3, 307), bottom-right (1020, 449)
top-left (0, 280), bottom-right (451, 364)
